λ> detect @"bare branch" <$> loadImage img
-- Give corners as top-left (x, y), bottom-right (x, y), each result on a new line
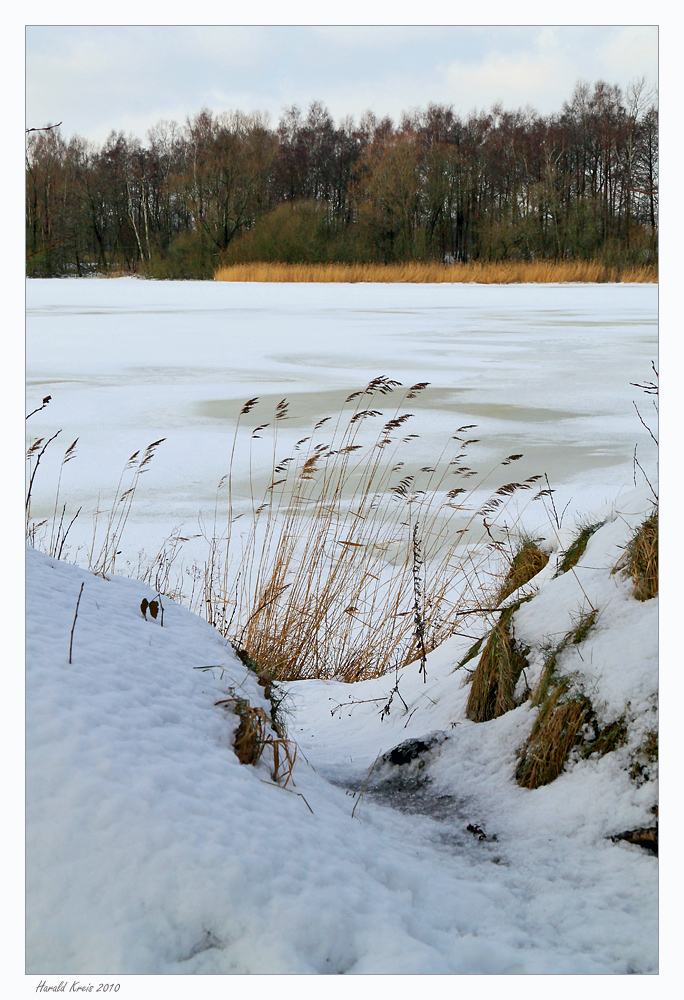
top-left (26, 122), bottom-right (62, 134)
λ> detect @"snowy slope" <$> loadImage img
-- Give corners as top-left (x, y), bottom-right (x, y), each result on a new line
top-left (25, 485), bottom-right (658, 976)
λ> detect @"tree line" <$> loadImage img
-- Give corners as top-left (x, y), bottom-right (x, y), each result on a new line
top-left (26, 79), bottom-right (658, 278)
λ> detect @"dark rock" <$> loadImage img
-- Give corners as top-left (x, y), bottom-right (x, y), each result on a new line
top-left (381, 731), bottom-right (448, 767)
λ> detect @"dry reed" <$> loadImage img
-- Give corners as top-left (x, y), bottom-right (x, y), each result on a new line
top-left (215, 695), bottom-right (296, 785)
top-left (26, 415), bottom-right (166, 579)
top-left (215, 260), bottom-right (657, 285)
top-left (26, 384), bottom-right (545, 685)
top-left (202, 376), bottom-right (543, 683)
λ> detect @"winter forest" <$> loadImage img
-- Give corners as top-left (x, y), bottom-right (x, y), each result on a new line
top-left (26, 79), bottom-right (658, 279)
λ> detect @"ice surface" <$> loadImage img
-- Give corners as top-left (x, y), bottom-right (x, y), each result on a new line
top-left (26, 279), bottom-right (658, 566)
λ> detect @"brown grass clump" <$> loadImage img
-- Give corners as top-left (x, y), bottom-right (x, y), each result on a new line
top-left (214, 260), bottom-right (657, 284)
top-left (466, 599), bottom-right (532, 723)
top-left (496, 539), bottom-right (548, 604)
top-left (515, 611), bottom-right (600, 788)
top-left (515, 672), bottom-right (592, 788)
top-left (216, 695), bottom-right (296, 786)
top-left (621, 508), bottom-right (658, 600)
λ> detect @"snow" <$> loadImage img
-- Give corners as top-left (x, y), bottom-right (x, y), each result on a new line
top-left (26, 485), bottom-right (658, 980)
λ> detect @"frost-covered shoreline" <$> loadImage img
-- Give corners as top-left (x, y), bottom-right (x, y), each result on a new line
top-left (26, 484), bottom-right (657, 976)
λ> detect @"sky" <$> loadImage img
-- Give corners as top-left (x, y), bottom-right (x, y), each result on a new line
top-left (25, 23), bottom-right (658, 146)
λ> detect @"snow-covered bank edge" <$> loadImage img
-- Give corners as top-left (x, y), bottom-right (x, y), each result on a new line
top-left (21, 480), bottom-right (663, 982)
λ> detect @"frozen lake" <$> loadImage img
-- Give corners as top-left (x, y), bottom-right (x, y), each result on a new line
top-left (26, 278), bottom-right (658, 570)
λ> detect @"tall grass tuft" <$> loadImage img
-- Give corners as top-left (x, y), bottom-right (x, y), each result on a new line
top-left (515, 678), bottom-right (592, 788)
top-left (465, 598), bottom-right (532, 722)
top-left (215, 260), bottom-right (657, 285)
top-left (495, 538), bottom-right (548, 604)
top-left (26, 384), bottom-right (544, 684)
top-left (619, 507), bottom-right (658, 600)
top-left (554, 521), bottom-right (604, 576)
top-left (514, 610), bottom-right (599, 788)
top-left (202, 377), bottom-right (543, 682)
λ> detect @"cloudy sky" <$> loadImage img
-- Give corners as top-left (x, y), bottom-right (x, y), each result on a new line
top-left (25, 23), bottom-right (658, 145)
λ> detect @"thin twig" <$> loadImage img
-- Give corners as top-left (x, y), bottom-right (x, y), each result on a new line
top-left (412, 522), bottom-right (428, 683)
top-left (25, 396), bottom-right (52, 420)
top-left (633, 445), bottom-right (658, 501)
top-left (56, 506), bottom-right (82, 560)
top-left (26, 232), bottom-right (80, 260)
top-left (259, 779), bottom-right (314, 814)
top-left (26, 121), bottom-right (62, 133)
top-left (632, 401), bottom-right (658, 446)
top-left (68, 583), bottom-right (85, 664)
top-left (351, 752), bottom-right (383, 818)
top-left (330, 695), bottom-right (388, 716)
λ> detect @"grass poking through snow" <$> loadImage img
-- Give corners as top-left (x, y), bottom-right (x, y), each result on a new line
top-left (619, 507), bottom-right (658, 600)
top-left (465, 597), bottom-right (533, 723)
top-left (554, 521), bottom-right (604, 576)
top-left (495, 538), bottom-right (549, 604)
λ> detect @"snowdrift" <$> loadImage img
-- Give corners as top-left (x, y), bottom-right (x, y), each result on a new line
top-left (26, 486), bottom-right (657, 975)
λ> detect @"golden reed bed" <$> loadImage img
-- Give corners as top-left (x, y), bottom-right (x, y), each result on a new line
top-left (215, 260), bottom-right (657, 284)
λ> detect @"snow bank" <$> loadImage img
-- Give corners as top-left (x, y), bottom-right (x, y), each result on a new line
top-left (26, 485), bottom-right (657, 978)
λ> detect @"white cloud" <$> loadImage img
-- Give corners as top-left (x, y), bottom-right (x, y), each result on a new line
top-left (598, 26), bottom-right (658, 84)
top-left (443, 50), bottom-right (573, 115)
top-left (184, 26), bottom-right (277, 70)
top-left (25, 23), bottom-right (659, 144)
top-left (310, 25), bottom-right (443, 50)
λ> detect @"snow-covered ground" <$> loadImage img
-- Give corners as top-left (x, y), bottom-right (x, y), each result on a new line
top-left (26, 483), bottom-right (657, 978)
